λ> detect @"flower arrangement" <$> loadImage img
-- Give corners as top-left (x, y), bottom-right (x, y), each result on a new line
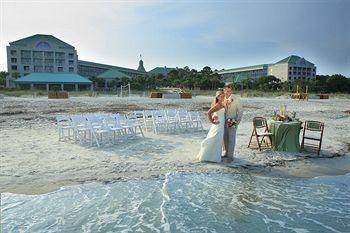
top-left (227, 118), bottom-right (237, 128)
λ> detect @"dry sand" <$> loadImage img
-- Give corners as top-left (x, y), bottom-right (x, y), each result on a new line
top-left (0, 95), bottom-right (349, 195)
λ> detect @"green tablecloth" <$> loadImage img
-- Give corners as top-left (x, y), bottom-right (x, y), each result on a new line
top-left (268, 120), bottom-right (302, 152)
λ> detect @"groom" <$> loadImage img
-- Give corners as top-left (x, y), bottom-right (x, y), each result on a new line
top-left (223, 85), bottom-right (243, 161)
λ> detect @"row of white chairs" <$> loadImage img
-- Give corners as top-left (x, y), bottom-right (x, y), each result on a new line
top-left (131, 110), bottom-right (204, 134)
top-left (56, 113), bottom-right (144, 147)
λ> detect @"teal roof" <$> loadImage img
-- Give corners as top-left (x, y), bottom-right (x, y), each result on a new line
top-left (276, 55), bottom-right (301, 64)
top-left (275, 55), bottom-right (314, 66)
top-left (10, 34), bottom-right (74, 49)
top-left (217, 64), bottom-right (270, 74)
top-left (78, 60), bottom-right (146, 75)
top-left (97, 69), bottom-right (132, 79)
top-left (14, 73), bottom-right (92, 84)
top-left (149, 67), bottom-right (176, 75)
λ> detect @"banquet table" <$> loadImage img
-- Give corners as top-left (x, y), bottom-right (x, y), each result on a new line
top-left (268, 120), bottom-right (302, 152)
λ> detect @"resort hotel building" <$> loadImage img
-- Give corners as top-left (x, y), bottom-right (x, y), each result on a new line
top-left (6, 34), bottom-right (148, 90)
top-left (6, 34), bottom-right (316, 90)
top-left (217, 55), bottom-right (317, 84)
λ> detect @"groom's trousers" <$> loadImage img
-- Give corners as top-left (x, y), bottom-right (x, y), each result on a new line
top-left (223, 125), bottom-right (237, 159)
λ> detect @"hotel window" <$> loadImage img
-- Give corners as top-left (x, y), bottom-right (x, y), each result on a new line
top-left (289, 67), bottom-right (292, 70)
top-left (68, 60), bottom-right (74, 66)
top-left (33, 51), bottom-right (43, 59)
top-left (10, 50), bottom-right (17, 56)
top-left (11, 65), bottom-right (17, 70)
top-left (44, 51), bottom-right (54, 59)
top-left (289, 72), bottom-right (291, 75)
top-left (55, 52), bottom-right (65, 59)
top-left (45, 66), bottom-right (54, 72)
top-left (69, 67), bottom-right (74, 72)
top-left (11, 58), bottom-right (17, 63)
top-left (24, 66), bottom-right (30, 71)
top-left (34, 66), bottom-right (43, 72)
top-left (58, 67), bottom-right (63, 72)
top-left (21, 50), bottom-right (31, 58)
top-left (313, 68), bottom-right (315, 72)
top-left (68, 53), bottom-right (74, 59)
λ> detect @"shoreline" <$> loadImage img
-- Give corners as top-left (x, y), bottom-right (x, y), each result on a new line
top-left (2, 155), bottom-right (350, 195)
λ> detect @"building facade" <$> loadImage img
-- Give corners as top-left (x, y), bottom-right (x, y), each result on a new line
top-left (217, 55), bottom-right (316, 83)
top-left (6, 34), bottom-right (147, 83)
top-left (269, 56), bottom-right (316, 83)
top-left (7, 34), bottom-right (78, 77)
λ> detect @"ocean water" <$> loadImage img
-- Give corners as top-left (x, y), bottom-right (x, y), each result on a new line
top-left (1, 172), bottom-right (350, 233)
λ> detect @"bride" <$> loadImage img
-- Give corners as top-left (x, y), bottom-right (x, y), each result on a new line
top-left (197, 91), bottom-right (225, 163)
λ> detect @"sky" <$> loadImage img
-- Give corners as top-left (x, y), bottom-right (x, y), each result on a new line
top-left (0, 0), bottom-right (349, 76)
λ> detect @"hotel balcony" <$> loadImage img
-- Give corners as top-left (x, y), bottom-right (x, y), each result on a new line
top-left (21, 58), bottom-right (32, 64)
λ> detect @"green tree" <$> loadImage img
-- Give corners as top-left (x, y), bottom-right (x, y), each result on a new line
top-left (89, 76), bottom-right (105, 88)
top-left (0, 71), bottom-right (9, 86)
top-left (326, 74), bottom-right (349, 93)
top-left (11, 72), bottom-right (20, 79)
top-left (281, 81), bottom-right (290, 92)
top-left (252, 76), bottom-right (281, 91)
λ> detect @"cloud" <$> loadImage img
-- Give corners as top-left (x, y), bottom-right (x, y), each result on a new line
top-left (0, 1), bottom-right (349, 75)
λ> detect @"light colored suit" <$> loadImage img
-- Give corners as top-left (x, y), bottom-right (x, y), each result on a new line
top-left (223, 95), bottom-right (243, 159)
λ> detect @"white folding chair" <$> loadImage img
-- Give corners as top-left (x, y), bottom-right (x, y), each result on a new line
top-left (166, 109), bottom-right (180, 132)
top-left (126, 114), bottom-right (145, 138)
top-left (189, 111), bottom-right (204, 131)
top-left (56, 115), bottom-right (74, 142)
top-left (143, 110), bottom-right (154, 132)
top-left (178, 111), bottom-right (192, 131)
top-left (152, 110), bottom-right (167, 134)
top-left (114, 114), bottom-right (137, 138)
top-left (133, 110), bottom-right (146, 126)
top-left (103, 114), bottom-right (126, 142)
top-left (86, 114), bottom-right (111, 147)
top-left (70, 115), bottom-right (91, 145)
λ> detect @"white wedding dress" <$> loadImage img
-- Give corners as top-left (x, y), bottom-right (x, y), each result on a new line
top-left (197, 108), bottom-right (225, 163)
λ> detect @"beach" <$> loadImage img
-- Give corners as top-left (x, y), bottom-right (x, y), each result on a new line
top-left (1, 95), bottom-right (350, 195)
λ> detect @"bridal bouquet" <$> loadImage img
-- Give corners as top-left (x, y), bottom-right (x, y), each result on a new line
top-left (227, 118), bottom-right (237, 128)
top-left (212, 115), bottom-right (219, 124)
top-left (212, 112), bottom-right (219, 124)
